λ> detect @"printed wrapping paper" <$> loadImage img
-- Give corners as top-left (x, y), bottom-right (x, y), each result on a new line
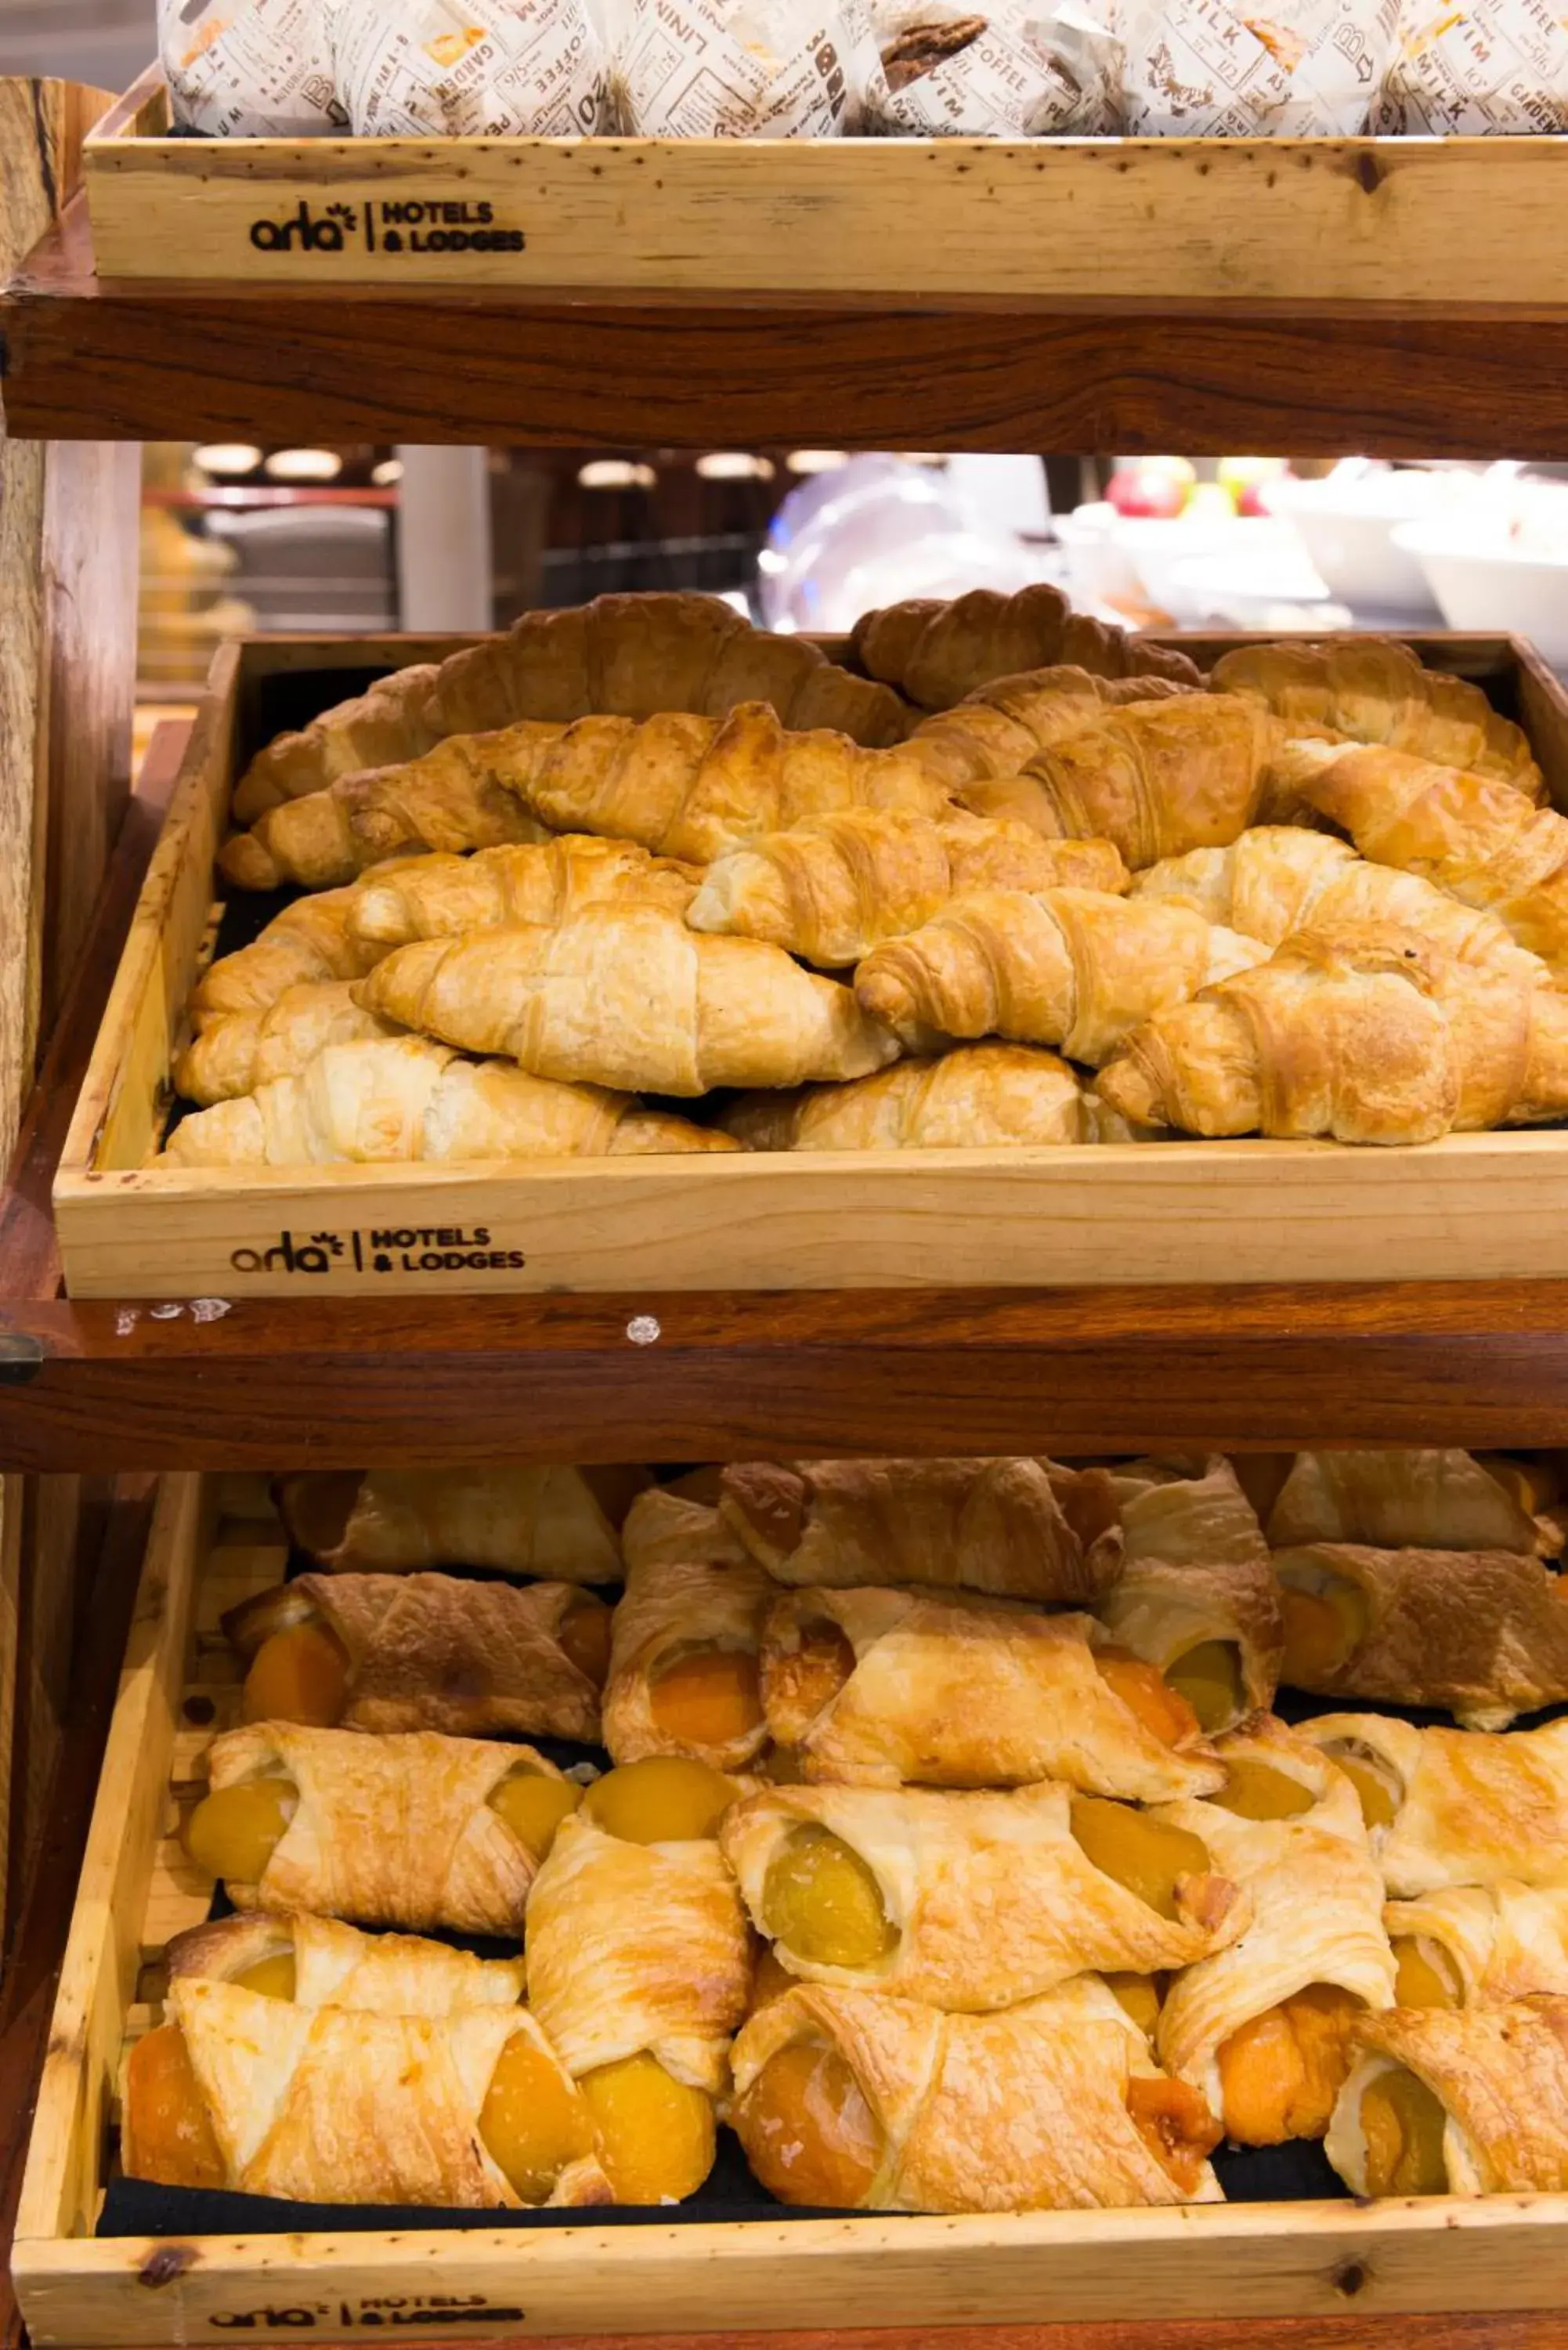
top-left (1114, 0), bottom-right (1400, 132)
top-left (863, 0), bottom-right (1119, 133)
top-left (158, 0), bottom-right (343, 134)
top-left (331, 0), bottom-right (609, 135)
top-left (1374, 0), bottom-right (1568, 131)
top-left (610, 0), bottom-right (881, 133)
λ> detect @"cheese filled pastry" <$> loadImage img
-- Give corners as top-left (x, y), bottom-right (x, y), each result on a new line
top-left (717, 1456), bottom-right (1122, 1607)
top-left (1265, 1448), bottom-right (1559, 1558)
top-left (761, 1588), bottom-right (1224, 1801)
top-left (732, 1976), bottom-right (1223, 2211)
top-left (184, 1724), bottom-right (583, 1935)
top-left (1382, 1884), bottom-right (1568, 2012)
top-left (721, 1779), bottom-right (1244, 2010)
top-left (223, 1572), bottom-right (610, 1741)
top-left (164, 1911), bottom-right (527, 2012)
top-left (1328, 1997), bottom-right (1568, 2196)
top-left (126, 1979), bottom-right (611, 2208)
top-left (1152, 1717), bottom-right (1396, 2145)
top-left (1274, 1542), bottom-right (1568, 1730)
top-left (275, 1466), bottom-right (639, 1582)
top-left (1299, 1714), bottom-right (1568, 1896)
top-left (603, 1556), bottom-right (775, 1773)
top-left (526, 1810), bottom-right (753, 2204)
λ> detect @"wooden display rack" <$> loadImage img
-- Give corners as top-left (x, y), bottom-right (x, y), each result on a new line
top-left (8, 58), bottom-right (1568, 2350)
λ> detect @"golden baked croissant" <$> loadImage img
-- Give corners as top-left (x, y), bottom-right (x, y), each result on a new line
top-left (356, 910), bottom-right (899, 1095)
top-left (234, 592), bottom-right (909, 822)
top-left (952, 694), bottom-right (1278, 866)
top-left (174, 981), bottom-right (401, 1106)
top-left (222, 1570), bottom-right (611, 1741)
top-left (345, 834), bottom-right (701, 958)
top-left (1274, 1542), bottom-right (1568, 1730)
top-left (1381, 1884), bottom-right (1568, 2012)
top-left (854, 888), bottom-right (1266, 1065)
top-left (164, 1911), bottom-right (528, 2011)
top-left (158, 1036), bottom-right (739, 1165)
top-left (1328, 1996), bottom-right (1568, 2196)
top-left (1266, 1447), bottom-right (1561, 1556)
top-left (905, 667), bottom-right (1196, 795)
top-left (190, 880), bottom-right (396, 1029)
top-left (720, 1045), bottom-right (1093, 1152)
top-left (1299, 1713), bottom-right (1568, 1896)
top-left (602, 1556), bottom-right (775, 1773)
top-left (1210, 638), bottom-right (1543, 795)
top-left (849, 584), bottom-right (1201, 712)
top-left (276, 1465), bottom-right (633, 1581)
top-left (1094, 922), bottom-right (1568, 1144)
top-left (732, 1975), bottom-right (1223, 2211)
top-left (686, 807), bottom-right (1126, 967)
top-left (1131, 826), bottom-right (1544, 982)
top-left (719, 1455), bottom-right (1123, 1605)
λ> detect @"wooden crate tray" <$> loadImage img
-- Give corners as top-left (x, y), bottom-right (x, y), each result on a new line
top-left (83, 67), bottom-right (1568, 305)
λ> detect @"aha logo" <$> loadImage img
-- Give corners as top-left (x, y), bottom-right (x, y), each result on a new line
top-left (250, 201), bottom-right (359, 255)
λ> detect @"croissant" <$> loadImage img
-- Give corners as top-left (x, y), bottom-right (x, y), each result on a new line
top-left (356, 910), bottom-right (899, 1096)
top-left (190, 880), bottom-right (393, 1029)
top-left (1381, 1884), bottom-right (1568, 2009)
top-left (1328, 1996), bottom-right (1568, 2196)
top-left (1131, 826), bottom-right (1544, 982)
top-left (1210, 638), bottom-right (1543, 796)
top-left (174, 982), bottom-right (401, 1106)
top-left (854, 888), bottom-right (1265, 1066)
top-left (276, 1465), bottom-right (630, 1581)
top-left (849, 584), bottom-right (1201, 712)
top-left (686, 807), bottom-right (1127, 967)
top-left (234, 592), bottom-right (910, 821)
top-left (720, 1044), bottom-right (1093, 1152)
top-left (164, 1911), bottom-right (528, 2012)
top-left (345, 834), bottom-right (701, 957)
top-left (602, 1556), bottom-right (775, 1772)
top-left (1266, 1448), bottom-right (1560, 1557)
top-left (905, 667), bottom-right (1196, 796)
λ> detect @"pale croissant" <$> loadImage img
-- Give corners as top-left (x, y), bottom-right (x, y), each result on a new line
top-left (356, 908), bottom-right (900, 1095)
top-left (1095, 921), bottom-right (1568, 1144)
top-left (687, 808), bottom-right (1125, 969)
top-left (191, 880), bottom-right (395, 1029)
top-left (854, 888), bottom-right (1266, 1067)
top-left (233, 591), bottom-right (909, 821)
top-left (905, 667), bottom-right (1196, 795)
top-left (157, 1035), bottom-right (740, 1166)
top-left (849, 584), bottom-right (1201, 712)
top-left (175, 982), bottom-right (402, 1106)
top-left (721, 1044), bottom-right (1092, 1151)
top-left (347, 835), bottom-right (702, 957)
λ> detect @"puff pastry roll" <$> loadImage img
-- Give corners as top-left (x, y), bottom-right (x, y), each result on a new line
top-left (721, 1779), bottom-right (1243, 2010)
top-left (222, 1571), bottom-right (610, 1742)
top-left (1265, 1448), bottom-right (1559, 1557)
top-left (620, 1485), bottom-right (750, 1571)
top-left (276, 1466), bottom-right (629, 1582)
top-left (719, 1455), bottom-right (1122, 1606)
top-left (732, 1976), bottom-right (1223, 2211)
top-left (603, 1556), bottom-right (775, 1771)
top-left (1274, 1542), bottom-right (1568, 1730)
top-left (1327, 1997), bottom-right (1568, 2196)
top-left (1151, 1719), bottom-right (1396, 2145)
top-left (1382, 1884), bottom-right (1568, 2012)
top-left (164, 1911), bottom-right (527, 2012)
top-left (184, 1723), bottom-right (576, 1935)
top-left (174, 982), bottom-right (400, 1106)
top-left (761, 1588), bottom-right (1224, 1801)
top-left (720, 1046), bottom-right (1092, 1153)
top-left (345, 835), bottom-right (702, 959)
top-left (126, 1978), bottom-right (612, 2208)
top-left (849, 585), bottom-right (1201, 712)
top-left (1298, 1714), bottom-right (1568, 1897)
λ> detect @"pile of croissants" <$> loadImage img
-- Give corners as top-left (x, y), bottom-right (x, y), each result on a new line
top-left (128, 1447), bottom-right (1568, 2216)
top-left (161, 587), bottom-right (1568, 1163)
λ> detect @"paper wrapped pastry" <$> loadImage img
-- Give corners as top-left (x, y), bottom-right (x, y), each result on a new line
top-left (1375, 0), bottom-right (1568, 133)
top-left (1265, 1448), bottom-right (1561, 1557)
top-left (761, 1587), bottom-right (1224, 1800)
top-left (183, 1724), bottom-right (583, 1934)
top-left (1151, 1718), bottom-right (1396, 2146)
top-left (1299, 1714), bottom-right (1568, 1896)
top-left (164, 1912), bottom-right (527, 2012)
top-left (603, 1556), bottom-right (775, 1771)
top-left (1328, 1998), bottom-right (1568, 2199)
top-left (332, 0), bottom-right (609, 136)
top-left (721, 1779), bottom-right (1244, 2010)
top-left (126, 1979), bottom-right (611, 2207)
top-left (222, 1571), bottom-right (611, 1741)
top-left (1274, 1542), bottom-right (1568, 1730)
top-left (719, 1455), bottom-right (1122, 1605)
top-left (158, 0), bottom-right (343, 136)
top-left (1116, 0), bottom-right (1399, 136)
top-left (613, 0), bottom-right (880, 134)
top-left (865, 0), bottom-right (1118, 132)
top-left (721, 1046), bottom-right (1097, 1152)
top-left (276, 1466), bottom-right (633, 1582)
top-left (732, 1976), bottom-right (1222, 2210)
top-left (1382, 1885), bottom-right (1568, 2012)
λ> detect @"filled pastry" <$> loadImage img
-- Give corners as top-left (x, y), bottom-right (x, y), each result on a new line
top-left (905, 665), bottom-right (1195, 794)
top-left (1298, 1714), bottom-right (1568, 1896)
top-left (848, 584), bottom-right (1200, 711)
top-left (345, 835), bottom-right (701, 956)
top-left (620, 1484), bottom-right (750, 1571)
top-left (276, 1466), bottom-right (634, 1581)
top-left (1382, 1884), bottom-right (1568, 2010)
top-left (1274, 1542), bottom-right (1568, 1730)
top-left (222, 1571), bottom-right (611, 1741)
top-left (183, 1723), bottom-right (582, 1934)
top-left (761, 1587), bottom-right (1224, 1801)
top-left (602, 1556), bottom-right (775, 1772)
top-left (175, 982), bottom-right (399, 1104)
top-left (1327, 1997), bottom-right (1568, 2196)
top-left (163, 1911), bottom-right (527, 2011)
top-left (1264, 1448), bottom-right (1560, 1557)
top-left (731, 1974), bottom-right (1223, 2211)
top-left (720, 1046), bottom-right (1096, 1152)
top-left (718, 1455), bottom-right (1123, 1606)
top-left (125, 1978), bottom-right (612, 2207)
top-left (721, 1778), bottom-right (1244, 2010)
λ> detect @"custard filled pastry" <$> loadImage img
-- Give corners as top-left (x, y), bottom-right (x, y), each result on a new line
top-left (720, 1046), bottom-right (1092, 1153)
top-left (1327, 1996), bottom-right (1568, 2196)
top-left (732, 1975), bottom-right (1222, 2211)
top-left (1382, 1884), bottom-right (1568, 2012)
top-left (721, 1779), bottom-right (1244, 2010)
top-left (276, 1466), bottom-right (631, 1582)
top-left (719, 1455), bottom-right (1122, 1606)
top-left (1299, 1715), bottom-right (1568, 1897)
top-left (222, 1571), bottom-right (611, 1742)
top-left (1151, 1719), bottom-right (1396, 2146)
top-left (761, 1588), bottom-right (1224, 1801)
top-left (603, 1556), bottom-right (775, 1772)
top-left (1274, 1542), bottom-right (1568, 1730)
top-left (126, 1978), bottom-right (611, 2207)
top-left (164, 1911), bottom-right (527, 2012)
top-left (183, 1724), bottom-right (581, 1934)
top-left (526, 1809), bottom-right (753, 2203)
top-left (1265, 1448), bottom-right (1559, 1557)
top-left (345, 835), bottom-right (703, 956)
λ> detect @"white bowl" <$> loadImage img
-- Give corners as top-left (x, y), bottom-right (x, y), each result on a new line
top-left (1270, 472), bottom-right (1447, 613)
top-left (1165, 548), bottom-right (1347, 633)
top-left (1393, 515), bottom-right (1568, 669)
top-left (1118, 515), bottom-right (1296, 622)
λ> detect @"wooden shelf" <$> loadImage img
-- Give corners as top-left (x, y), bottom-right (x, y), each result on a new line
top-left (12, 197), bottom-right (1568, 454)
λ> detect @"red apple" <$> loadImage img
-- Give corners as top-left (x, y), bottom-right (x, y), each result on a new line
top-left (1107, 461), bottom-right (1192, 520)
